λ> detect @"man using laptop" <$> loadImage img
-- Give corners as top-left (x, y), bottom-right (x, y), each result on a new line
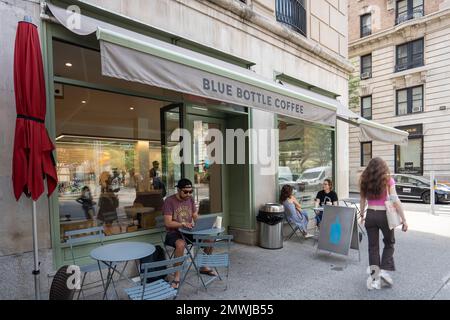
top-left (163, 178), bottom-right (216, 288)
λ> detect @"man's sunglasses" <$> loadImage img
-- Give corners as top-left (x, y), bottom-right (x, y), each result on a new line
top-left (181, 189), bottom-right (193, 195)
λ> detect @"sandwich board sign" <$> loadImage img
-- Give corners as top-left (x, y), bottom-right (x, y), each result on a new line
top-left (317, 205), bottom-right (358, 257)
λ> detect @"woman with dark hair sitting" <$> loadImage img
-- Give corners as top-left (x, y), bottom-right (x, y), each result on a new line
top-left (280, 185), bottom-right (314, 239)
top-left (314, 178), bottom-right (339, 228)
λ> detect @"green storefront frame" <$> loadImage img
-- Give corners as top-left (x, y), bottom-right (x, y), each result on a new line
top-left (42, 18), bottom-right (255, 269)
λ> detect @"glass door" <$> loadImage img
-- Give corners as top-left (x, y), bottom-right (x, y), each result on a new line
top-left (160, 104), bottom-right (184, 197)
top-left (186, 113), bottom-right (225, 215)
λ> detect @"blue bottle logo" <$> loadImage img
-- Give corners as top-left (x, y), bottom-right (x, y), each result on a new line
top-left (330, 216), bottom-right (342, 245)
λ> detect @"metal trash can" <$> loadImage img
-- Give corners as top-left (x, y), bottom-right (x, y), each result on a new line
top-left (257, 203), bottom-right (285, 249)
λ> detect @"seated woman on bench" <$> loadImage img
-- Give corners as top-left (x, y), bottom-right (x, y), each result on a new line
top-left (280, 185), bottom-right (314, 239)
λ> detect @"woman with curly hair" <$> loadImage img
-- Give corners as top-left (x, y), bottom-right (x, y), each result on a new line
top-left (280, 185), bottom-right (314, 239)
top-left (360, 157), bottom-right (408, 290)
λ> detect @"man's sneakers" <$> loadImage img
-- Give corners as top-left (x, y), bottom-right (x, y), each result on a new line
top-left (380, 270), bottom-right (394, 287)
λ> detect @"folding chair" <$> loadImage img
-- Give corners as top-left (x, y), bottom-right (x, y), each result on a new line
top-left (192, 234), bottom-right (233, 291)
top-left (124, 255), bottom-right (188, 300)
top-left (155, 215), bottom-right (175, 259)
top-left (282, 210), bottom-right (304, 241)
top-left (65, 226), bottom-right (108, 299)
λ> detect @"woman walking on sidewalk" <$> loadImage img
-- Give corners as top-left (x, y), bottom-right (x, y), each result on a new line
top-left (359, 157), bottom-right (408, 290)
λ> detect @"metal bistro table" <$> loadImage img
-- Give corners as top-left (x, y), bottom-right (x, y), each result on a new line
top-left (178, 227), bottom-right (225, 288)
top-left (90, 242), bottom-right (155, 299)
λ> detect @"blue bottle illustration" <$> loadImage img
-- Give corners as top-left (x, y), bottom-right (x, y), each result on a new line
top-left (330, 216), bottom-right (342, 245)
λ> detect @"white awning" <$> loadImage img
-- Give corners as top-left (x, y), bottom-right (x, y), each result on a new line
top-left (280, 82), bottom-right (409, 145)
top-left (47, 2), bottom-right (336, 126)
top-left (46, 2), bottom-right (408, 144)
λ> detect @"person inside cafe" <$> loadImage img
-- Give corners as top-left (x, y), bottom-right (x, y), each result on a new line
top-left (280, 184), bottom-right (314, 239)
top-left (150, 160), bottom-right (166, 197)
top-left (314, 178), bottom-right (338, 228)
top-left (163, 178), bottom-right (216, 288)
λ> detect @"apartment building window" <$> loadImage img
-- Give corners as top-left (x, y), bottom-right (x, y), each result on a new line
top-left (395, 38), bottom-right (424, 72)
top-left (395, 124), bottom-right (423, 175)
top-left (275, 0), bottom-right (307, 36)
top-left (360, 54), bottom-right (372, 79)
top-left (361, 142), bottom-right (372, 167)
top-left (396, 86), bottom-right (423, 115)
top-left (360, 14), bottom-right (371, 37)
top-left (396, 0), bottom-right (424, 25)
top-left (361, 96), bottom-right (372, 120)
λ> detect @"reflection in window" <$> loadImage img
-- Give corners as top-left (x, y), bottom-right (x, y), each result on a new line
top-left (361, 142), bottom-right (372, 167)
top-left (193, 120), bottom-right (222, 214)
top-left (396, 86), bottom-right (423, 115)
top-left (361, 96), bottom-right (372, 120)
top-left (278, 117), bottom-right (334, 209)
top-left (55, 84), bottom-right (171, 242)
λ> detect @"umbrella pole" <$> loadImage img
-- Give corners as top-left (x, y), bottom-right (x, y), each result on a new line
top-left (32, 201), bottom-right (41, 300)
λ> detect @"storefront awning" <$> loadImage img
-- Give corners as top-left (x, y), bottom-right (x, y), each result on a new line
top-left (336, 103), bottom-right (409, 146)
top-left (281, 81), bottom-right (409, 146)
top-left (46, 2), bottom-right (408, 144)
top-left (46, 2), bottom-right (336, 126)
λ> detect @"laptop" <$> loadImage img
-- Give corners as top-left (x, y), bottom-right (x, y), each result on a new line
top-left (182, 215), bottom-right (217, 232)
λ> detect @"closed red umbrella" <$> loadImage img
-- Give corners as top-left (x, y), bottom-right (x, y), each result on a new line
top-left (13, 20), bottom-right (57, 200)
top-left (12, 18), bottom-right (58, 300)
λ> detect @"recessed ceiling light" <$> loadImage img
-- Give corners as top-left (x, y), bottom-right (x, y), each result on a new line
top-left (130, 107), bottom-right (135, 110)
top-left (192, 106), bottom-right (208, 111)
top-left (81, 100), bottom-right (86, 104)
top-left (65, 62), bottom-right (73, 67)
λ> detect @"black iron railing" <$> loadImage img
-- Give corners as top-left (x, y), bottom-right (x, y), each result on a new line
top-left (276, 0), bottom-right (307, 36)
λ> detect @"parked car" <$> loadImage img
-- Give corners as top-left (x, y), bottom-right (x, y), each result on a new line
top-left (278, 166), bottom-right (294, 183)
top-left (391, 174), bottom-right (450, 204)
top-left (297, 166), bottom-right (332, 191)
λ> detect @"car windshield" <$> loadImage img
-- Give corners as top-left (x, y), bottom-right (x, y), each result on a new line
top-left (414, 176), bottom-right (429, 184)
top-left (301, 172), bottom-right (321, 180)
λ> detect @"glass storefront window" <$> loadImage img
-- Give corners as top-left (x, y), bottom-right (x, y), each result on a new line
top-left (278, 116), bottom-right (334, 209)
top-left (55, 84), bottom-right (171, 242)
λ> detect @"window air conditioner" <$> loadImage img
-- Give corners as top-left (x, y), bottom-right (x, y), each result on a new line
top-left (361, 72), bottom-right (372, 79)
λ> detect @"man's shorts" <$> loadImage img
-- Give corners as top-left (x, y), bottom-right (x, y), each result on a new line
top-left (165, 231), bottom-right (194, 248)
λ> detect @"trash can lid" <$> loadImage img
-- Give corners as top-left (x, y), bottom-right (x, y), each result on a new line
top-left (260, 203), bottom-right (284, 213)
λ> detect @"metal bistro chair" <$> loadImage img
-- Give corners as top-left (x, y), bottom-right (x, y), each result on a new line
top-left (65, 226), bottom-right (108, 299)
top-left (155, 215), bottom-right (175, 259)
top-left (282, 208), bottom-right (304, 241)
top-left (192, 234), bottom-right (233, 291)
top-left (124, 255), bottom-right (188, 300)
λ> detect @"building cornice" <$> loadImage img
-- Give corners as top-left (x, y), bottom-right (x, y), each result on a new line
top-left (349, 8), bottom-right (450, 56)
top-left (207, 0), bottom-right (354, 74)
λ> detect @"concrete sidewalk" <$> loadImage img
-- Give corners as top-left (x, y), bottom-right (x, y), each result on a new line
top-left (80, 208), bottom-right (450, 300)
top-left (176, 212), bottom-right (450, 300)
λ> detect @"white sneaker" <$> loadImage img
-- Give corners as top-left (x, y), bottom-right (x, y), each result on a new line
top-left (367, 276), bottom-right (381, 290)
top-left (380, 270), bottom-right (394, 287)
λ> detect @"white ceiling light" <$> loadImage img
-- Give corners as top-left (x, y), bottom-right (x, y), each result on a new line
top-left (81, 100), bottom-right (86, 104)
top-left (65, 62), bottom-right (73, 67)
top-left (130, 107), bottom-right (135, 110)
